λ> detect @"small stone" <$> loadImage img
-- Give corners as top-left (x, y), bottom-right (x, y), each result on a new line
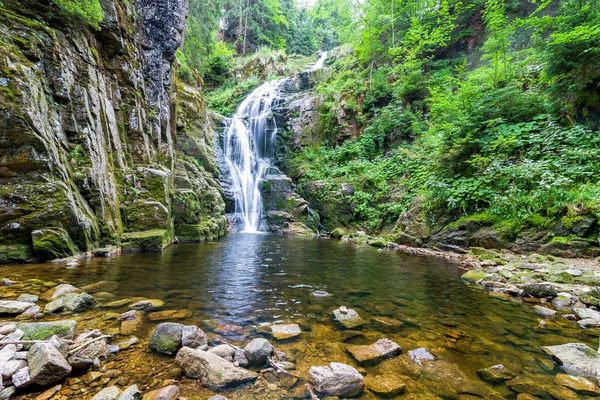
top-left (181, 325), bottom-right (207, 349)
top-left (34, 384), bottom-right (62, 400)
top-left (44, 299), bottom-right (64, 314)
top-left (271, 324), bottom-right (301, 340)
top-left (119, 385), bottom-right (142, 400)
top-left (332, 307), bottom-right (366, 329)
top-left (520, 283), bottom-right (558, 297)
top-left (41, 284), bottom-right (79, 300)
top-left (117, 337), bottom-right (139, 350)
top-left (209, 344), bottom-right (236, 360)
top-left (311, 291), bottom-right (330, 298)
top-left (408, 348), bottom-right (437, 365)
top-left (17, 294), bottom-right (38, 303)
top-left (12, 367), bottom-right (33, 388)
top-left (141, 385), bottom-right (179, 400)
top-left (477, 364), bottom-right (516, 383)
top-left (0, 324), bottom-right (16, 336)
top-left (0, 359), bottom-right (25, 379)
top-left (347, 339), bottom-right (401, 365)
top-left (129, 299), bottom-right (164, 311)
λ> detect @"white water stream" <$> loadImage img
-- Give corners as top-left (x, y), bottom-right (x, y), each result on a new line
top-left (223, 52), bottom-right (327, 232)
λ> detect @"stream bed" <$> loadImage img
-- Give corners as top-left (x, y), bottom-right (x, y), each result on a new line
top-left (3, 234), bottom-right (598, 399)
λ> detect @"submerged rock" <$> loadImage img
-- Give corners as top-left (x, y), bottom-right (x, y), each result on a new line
top-left (175, 347), bottom-right (257, 388)
top-left (148, 309), bottom-right (192, 321)
top-left (346, 338), bottom-right (401, 365)
top-left (365, 374), bottom-right (406, 397)
top-left (554, 373), bottom-right (600, 395)
top-left (477, 364), bottom-right (516, 383)
top-left (28, 342), bottom-right (72, 386)
top-left (408, 348), bottom-right (437, 365)
top-left (542, 343), bottom-right (600, 380)
top-left (129, 299), bottom-right (165, 311)
top-left (309, 362), bottom-right (365, 397)
top-left (506, 374), bottom-right (550, 397)
top-left (332, 307), bottom-right (366, 329)
top-left (271, 323), bottom-right (302, 340)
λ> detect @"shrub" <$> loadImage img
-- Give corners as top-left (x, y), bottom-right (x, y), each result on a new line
top-left (53, 0), bottom-right (104, 30)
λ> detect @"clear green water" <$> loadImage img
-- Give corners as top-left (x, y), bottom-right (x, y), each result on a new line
top-left (3, 234), bottom-right (597, 399)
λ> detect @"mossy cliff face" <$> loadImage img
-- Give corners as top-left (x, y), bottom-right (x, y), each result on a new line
top-left (0, 0), bottom-right (226, 263)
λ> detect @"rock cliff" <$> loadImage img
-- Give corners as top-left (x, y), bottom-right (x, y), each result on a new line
top-left (0, 0), bottom-right (226, 263)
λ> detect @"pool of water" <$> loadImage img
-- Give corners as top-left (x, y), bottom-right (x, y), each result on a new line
top-left (3, 234), bottom-right (597, 399)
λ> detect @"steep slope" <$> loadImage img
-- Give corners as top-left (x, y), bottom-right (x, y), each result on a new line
top-left (0, 0), bottom-right (226, 263)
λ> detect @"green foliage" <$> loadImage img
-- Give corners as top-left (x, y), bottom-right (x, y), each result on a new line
top-left (205, 75), bottom-right (260, 115)
top-left (176, 49), bottom-right (197, 86)
top-left (53, 0), bottom-right (104, 30)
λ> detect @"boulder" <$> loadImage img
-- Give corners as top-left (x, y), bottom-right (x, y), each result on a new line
top-left (554, 373), bottom-right (600, 395)
top-left (542, 343), bottom-right (600, 380)
top-left (520, 283), bottom-right (557, 297)
top-left (477, 364), bottom-right (516, 383)
top-left (19, 320), bottom-right (77, 341)
top-left (209, 344), bottom-right (236, 360)
top-left (28, 342), bottom-right (72, 385)
top-left (149, 323), bottom-right (183, 355)
top-left (141, 385), bottom-right (179, 400)
top-left (61, 292), bottom-right (96, 311)
top-left (92, 386), bottom-right (122, 400)
top-left (31, 228), bottom-right (78, 261)
top-left (309, 362), bottom-right (365, 397)
top-left (332, 307), bottom-right (366, 329)
top-left (181, 325), bottom-right (207, 349)
top-left (244, 338), bottom-right (274, 365)
top-left (41, 283), bottom-right (80, 300)
top-left (0, 301), bottom-right (35, 315)
top-left (573, 307), bottom-right (600, 320)
top-left (271, 324), bottom-right (301, 340)
top-left (175, 347), bottom-right (257, 388)
top-left (346, 339), bottom-right (401, 365)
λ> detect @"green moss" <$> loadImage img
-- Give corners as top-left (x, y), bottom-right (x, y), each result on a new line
top-left (560, 215), bottom-right (583, 229)
top-left (547, 272), bottom-right (574, 284)
top-left (31, 227), bottom-right (78, 261)
top-left (461, 269), bottom-right (487, 283)
top-left (368, 238), bottom-right (387, 248)
top-left (551, 236), bottom-right (570, 244)
top-left (121, 229), bottom-right (172, 252)
top-left (0, 244), bottom-right (32, 264)
top-left (330, 227), bottom-right (346, 238)
top-left (149, 335), bottom-right (180, 354)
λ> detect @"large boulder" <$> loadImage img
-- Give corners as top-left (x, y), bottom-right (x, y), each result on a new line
top-left (61, 292), bottom-right (97, 312)
top-left (175, 347), bottom-right (257, 389)
top-left (31, 227), bottom-right (78, 261)
top-left (542, 343), bottom-right (600, 380)
top-left (149, 323), bottom-right (183, 355)
top-left (309, 362), bottom-right (365, 397)
top-left (28, 342), bottom-right (72, 385)
top-left (244, 338), bottom-right (274, 365)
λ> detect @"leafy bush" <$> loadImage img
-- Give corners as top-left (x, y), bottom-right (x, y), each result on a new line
top-left (53, 0), bottom-right (104, 30)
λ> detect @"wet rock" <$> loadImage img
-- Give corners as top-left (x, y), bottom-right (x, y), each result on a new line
top-left (533, 305), bottom-right (556, 317)
top-left (149, 323), bottom-right (183, 355)
top-left (120, 311), bottom-right (144, 335)
top-left (118, 385), bottom-right (142, 400)
top-left (28, 342), bottom-right (72, 385)
top-left (41, 284), bottom-right (79, 300)
top-left (44, 299), bottom-right (65, 314)
top-left (19, 320), bottom-right (77, 341)
top-left (214, 324), bottom-right (243, 335)
top-left (520, 283), bottom-right (557, 297)
top-left (129, 299), bottom-right (165, 311)
top-left (552, 294), bottom-right (574, 309)
top-left (0, 301), bottom-right (35, 315)
top-left (175, 347), bottom-right (257, 388)
top-left (181, 325), bottom-right (208, 349)
top-left (371, 316), bottom-right (404, 332)
top-left (546, 385), bottom-right (580, 400)
top-left (577, 319), bottom-right (600, 328)
top-left (17, 305), bottom-right (41, 320)
top-left (332, 307), bottom-right (366, 329)
top-left (148, 309), bottom-right (192, 321)
top-left (365, 374), bottom-right (406, 397)
top-left (91, 386), bottom-right (122, 400)
top-left (35, 385), bottom-right (62, 400)
top-left (309, 362), bottom-right (365, 397)
top-left (347, 339), bottom-right (401, 365)
top-left (271, 324), bottom-right (301, 340)
top-left (461, 270), bottom-right (487, 283)
top-left (477, 364), bottom-right (516, 383)
top-left (542, 343), bottom-right (600, 379)
top-left (408, 348), bottom-right (437, 365)
top-left (554, 373), bottom-right (600, 395)
top-left (61, 292), bottom-right (96, 311)
top-left (244, 338), bottom-right (274, 365)
top-left (104, 299), bottom-right (132, 308)
top-left (141, 385), bottom-right (179, 400)
top-left (506, 374), bottom-right (551, 397)
top-left (573, 307), bottom-right (600, 320)
top-left (17, 294), bottom-right (38, 303)
top-left (68, 357), bottom-right (94, 370)
top-left (80, 281), bottom-right (118, 293)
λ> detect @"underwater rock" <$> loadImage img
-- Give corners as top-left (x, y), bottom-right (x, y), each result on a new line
top-left (408, 348), bottom-right (437, 365)
top-left (365, 374), bottom-right (406, 397)
top-left (346, 339), bottom-right (402, 365)
top-left (477, 364), bottom-right (516, 383)
top-left (533, 305), bottom-right (557, 317)
top-left (554, 373), bottom-right (600, 396)
top-left (332, 307), bottom-right (366, 329)
top-left (271, 323), bottom-right (302, 340)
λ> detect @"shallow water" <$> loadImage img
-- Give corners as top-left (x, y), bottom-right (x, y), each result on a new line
top-left (3, 234), bottom-right (598, 399)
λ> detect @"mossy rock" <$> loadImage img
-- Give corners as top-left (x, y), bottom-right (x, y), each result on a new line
top-left (0, 244), bottom-right (33, 264)
top-left (121, 230), bottom-right (172, 252)
top-left (330, 227), bottom-right (346, 238)
top-left (31, 227), bottom-right (78, 261)
top-left (148, 322), bottom-right (183, 355)
top-left (369, 238), bottom-right (387, 248)
top-left (19, 320), bottom-right (77, 342)
top-left (547, 272), bottom-right (574, 284)
top-left (461, 270), bottom-right (487, 283)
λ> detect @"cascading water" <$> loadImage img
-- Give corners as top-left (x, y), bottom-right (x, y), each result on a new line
top-left (224, 52), bottom-right (327, 233)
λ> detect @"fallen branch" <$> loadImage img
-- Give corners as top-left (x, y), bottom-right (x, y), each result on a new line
top-left (67, 335), bottom-right (112, 356)
top-left (305, 383), bottom-right (319, 400)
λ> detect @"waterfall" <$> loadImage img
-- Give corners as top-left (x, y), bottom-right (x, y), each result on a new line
top-left (223, 52), bottom-right (327, 233)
